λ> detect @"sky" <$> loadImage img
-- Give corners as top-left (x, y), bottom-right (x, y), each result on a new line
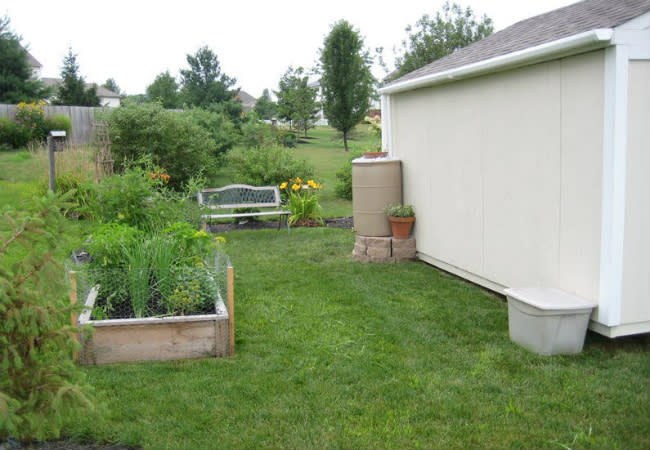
top-left (4, 0), bottom-right (578, 98)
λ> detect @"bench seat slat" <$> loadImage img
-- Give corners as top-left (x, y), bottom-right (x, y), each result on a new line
top-left (202, 210), bottom-right (290, 219)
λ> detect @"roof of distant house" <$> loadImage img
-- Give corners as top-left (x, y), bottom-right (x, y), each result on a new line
top-left (386, 0), bottom-right (650, 87)
top-left (235, 90), bottom-right (256, 105)
top-left (24, 48), bottom-right (42, 69)
top-left (41, 77), bottom-right (121, 98)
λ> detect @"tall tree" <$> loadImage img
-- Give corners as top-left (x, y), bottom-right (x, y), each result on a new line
top-left (275, 66), bottom-right (319, 136)
top-left (393, 2), bottom-right (493, 78)
top-left (180, 46), bottom-right (238, 108)
top-left (253, 88), bottom-right (277, 120)
top-left (102, 78), bottom-right (121, 95)
top-left (146, 71), bottom-right (180, 109)
top-left (319, 20), bottom-right (375, 151)
top-left (54, 48), bottom-right (99, 106)
top-left (0, 15), bottom-right (49, 103)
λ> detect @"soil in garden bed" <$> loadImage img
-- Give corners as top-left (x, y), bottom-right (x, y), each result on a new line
top-left (207, 216), bottom-right (353, 232)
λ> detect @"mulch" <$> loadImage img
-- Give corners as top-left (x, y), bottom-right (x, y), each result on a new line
top-left (207, 216), bottom-right (353, 233)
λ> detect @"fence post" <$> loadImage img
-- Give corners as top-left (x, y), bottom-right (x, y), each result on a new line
top-left (69, 271), bottom-right (78, 362)
top-left (227, 265), bottom-right (235, 356)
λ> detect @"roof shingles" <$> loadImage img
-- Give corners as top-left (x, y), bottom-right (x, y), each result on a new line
top-left (388, 0), bottom-right (650, 86)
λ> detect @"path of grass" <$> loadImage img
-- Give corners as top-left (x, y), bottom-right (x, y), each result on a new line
top-left (70, 228), bottom-right (650, 449)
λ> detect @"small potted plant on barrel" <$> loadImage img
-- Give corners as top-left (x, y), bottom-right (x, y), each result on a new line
top-left (385, 203), bottom-right (415, 239)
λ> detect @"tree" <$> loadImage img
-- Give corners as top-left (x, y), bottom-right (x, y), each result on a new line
top-left (180, 46), bottom-right (238, 108)
top-left (253, 88), bottom-right (277, 120)
top-left (393, 1), bottom-right (493, 79)
top-left (146, 71), bottom-right (180, 109)
top-left (0, 15), bottom-right (49, 103)
top-left (275, 66), bottom-right (319, 136)
top-left (102, 78), bottom-right (121, 95)
top-left (53, 48), bottom-right (100, 106)
top-left (319, 20), bottom-right (375, 151)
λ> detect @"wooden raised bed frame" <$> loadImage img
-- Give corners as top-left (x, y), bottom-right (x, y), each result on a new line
top-left (72, 268), bottom-right (235, 365)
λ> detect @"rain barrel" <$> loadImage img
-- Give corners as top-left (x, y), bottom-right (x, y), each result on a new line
top-left (352, 157), bottom-right (402, 236)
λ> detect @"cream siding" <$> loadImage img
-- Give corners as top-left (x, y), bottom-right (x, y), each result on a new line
top-left (391, 50), bottom-right (605, 300)
top-left (620, 61), bottom-right (650, 326)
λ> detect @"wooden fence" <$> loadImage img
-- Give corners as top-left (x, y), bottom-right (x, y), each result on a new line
top-left (0, 104), bottom-right (108, 145)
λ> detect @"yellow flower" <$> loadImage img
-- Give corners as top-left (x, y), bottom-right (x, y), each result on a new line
top-left (307, 180), bottom-right (315, 188)
top-left (280, 182), bottom-right (288, 189)
top-left (295, 177), bottom-right (302, 184)
top-left (292, 183), bottom-right (300, 191)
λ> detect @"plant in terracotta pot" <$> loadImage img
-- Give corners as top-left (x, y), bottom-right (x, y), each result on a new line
top-left (385, 203), bottom-right (415, 239)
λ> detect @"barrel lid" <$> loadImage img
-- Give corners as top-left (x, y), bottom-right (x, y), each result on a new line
top-left (352, 157), bottom-right (401, 164)
top-left (504, 287), bottom-right (597, 311)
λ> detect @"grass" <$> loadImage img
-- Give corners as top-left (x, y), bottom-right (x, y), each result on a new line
top-left (65, 228), bottom-right (650, 449)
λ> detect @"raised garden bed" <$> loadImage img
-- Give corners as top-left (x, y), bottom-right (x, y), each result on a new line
top-left (77, 284), bottom-right (231, 365)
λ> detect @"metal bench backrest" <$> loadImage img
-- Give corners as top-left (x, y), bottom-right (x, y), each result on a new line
top-left (198, 184), bottom-right (282, 210)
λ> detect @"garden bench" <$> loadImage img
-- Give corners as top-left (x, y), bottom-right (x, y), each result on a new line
top-left (197, 184), bottom-right (291, 233)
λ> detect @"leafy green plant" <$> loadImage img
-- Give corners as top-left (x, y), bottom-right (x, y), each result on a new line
top-left (226, 145), bottom-right (314, 186)
top-left (280, 177), bottom-right (324, 226)
top-left (384, 203), bottom-right (415, 218)
top-left (0, 117), bottom-right (32, 150)
top-left (107, 101), bottom-right (216, 188)
top-left (334, 149), bottom-right (363, 200)
top-left (45, 114), bottom-right (72, 136)
top-left (0, 191), bottom-right (95, 441)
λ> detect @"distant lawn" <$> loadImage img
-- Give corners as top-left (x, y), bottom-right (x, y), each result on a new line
top-left (212, 125), bottom-right (378, 219)
top-left (68, 228), bottom-right (650, 449)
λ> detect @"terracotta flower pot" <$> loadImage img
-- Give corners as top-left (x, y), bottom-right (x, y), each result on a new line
top-left (363, 151), bottom-right (388, 159)
top-left (388, 216), bottom-right (415, 239)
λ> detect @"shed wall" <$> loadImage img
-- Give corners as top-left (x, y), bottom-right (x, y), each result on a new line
top-left (391, 50), bottom-right (605, 302)
top-left (620, 61), bottom-right (650, 325)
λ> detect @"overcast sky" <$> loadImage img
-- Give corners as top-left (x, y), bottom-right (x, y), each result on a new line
top-left (5, 0), bottom-right (577, 98)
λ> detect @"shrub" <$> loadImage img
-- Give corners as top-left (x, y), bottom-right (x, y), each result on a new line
top-left (226, 145), bottom-right (314, 186)
top-left (107, 102), bottom-right (216, 189)
top-left (0, 191), bottom-right (95, 441)
top-left (275, 129), bottom-right (297, 148)
top-left (240, 120), bottom-right (274, 148)
top-left (14, 100), bottom-right (48, 142)
top-left (0, 117), bottom-right (32, 150)
top-left (45, 114), bottom-right (72, 136)
top-left (334, 149), bottom-right (363, 200)
top-left (184, 108), bottom-right (239, 158)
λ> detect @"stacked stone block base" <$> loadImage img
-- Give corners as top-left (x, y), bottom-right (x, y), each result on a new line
top-left (353, 235), bottom-right (416, 263)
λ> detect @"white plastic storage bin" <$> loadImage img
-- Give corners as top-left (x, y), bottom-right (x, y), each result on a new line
top-left (504, 288), bottom-right (597, 355)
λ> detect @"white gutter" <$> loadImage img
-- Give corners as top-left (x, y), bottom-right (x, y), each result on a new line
top-left (379, 28), bottom-right (614, 95)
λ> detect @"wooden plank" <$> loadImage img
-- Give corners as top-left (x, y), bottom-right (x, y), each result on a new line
top-left (68, 271), bottom-right (78, 361)
top-left (228, 265), bottom-right (235, 356)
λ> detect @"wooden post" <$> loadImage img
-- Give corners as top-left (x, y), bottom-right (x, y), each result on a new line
top-left (47, 136), bottom-right (56, 193)
top-left (227, 265), bottom-right (235, 356)
top-left (69, 271), bottom-right (78, 361)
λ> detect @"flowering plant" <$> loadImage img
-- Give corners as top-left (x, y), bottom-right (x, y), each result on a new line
top-left (279, 177), bottom-right (324, 226)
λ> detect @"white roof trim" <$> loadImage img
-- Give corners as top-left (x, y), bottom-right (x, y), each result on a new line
top-left (379, 28), bottom-right (614, 95)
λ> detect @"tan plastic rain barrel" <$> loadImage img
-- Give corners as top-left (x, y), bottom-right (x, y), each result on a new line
top-left (352, 157), bottom-right (402, 236)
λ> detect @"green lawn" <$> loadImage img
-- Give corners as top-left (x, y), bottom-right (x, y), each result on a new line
top-left (212, 125), bottom-right (378, 219)
top-left (67, 228), bottom-right (650, 449)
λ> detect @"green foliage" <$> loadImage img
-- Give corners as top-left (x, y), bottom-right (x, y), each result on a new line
top-left (275, 66), bottom-right (319, 136)
top-left (46, 114), bottom-right (72, 136)
top-left (180, 46), bottom-right (238, 108)
top-left (240, 119), bottom-right (274, 148)
top-left (0, 15), bottom-right (50, 103)
top-left (393, 1), bottom-right (493, 79)
top-left (384, 203), bottom-right (415, 217)
top-left (280, 178), bottom-right (324, 225)
top-left (226, 145), bottom-right (314, 186)
top-left (334, 149), bottom-right (363, 200)
top-left (184, 107), bottom-right (239, 157)
top-left (107, 102), bottom-right (216, 189)
top-left (102, 78), bottom-right (121, 96)
top-left (0, 191), bottom-right (95, 441)
top-left (146, 71), bottom-right (180, 109)
top-left (319, 20), bottom-right (376, 151)
top-left (14, 100), bottom-right (48, 141)
top-left (0, 117), bottom-right (31, 150)
top-left (53, 47), bottom-right (100, 106)
top-left (253, 88), bottom-right (277, 120)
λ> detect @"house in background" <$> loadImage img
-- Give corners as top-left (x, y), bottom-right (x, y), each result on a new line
top-left (235, 90), bottom-right (257, 113)
top-left (25, 49), bottom-right (42, 79)
top-left (379, 0), bottom-right (649, 337)
top-left (41, 77), bottom-right (121, 107)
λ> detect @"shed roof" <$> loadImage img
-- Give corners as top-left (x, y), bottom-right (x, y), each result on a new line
top-left (386, 0), bottom-right (650, 88)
